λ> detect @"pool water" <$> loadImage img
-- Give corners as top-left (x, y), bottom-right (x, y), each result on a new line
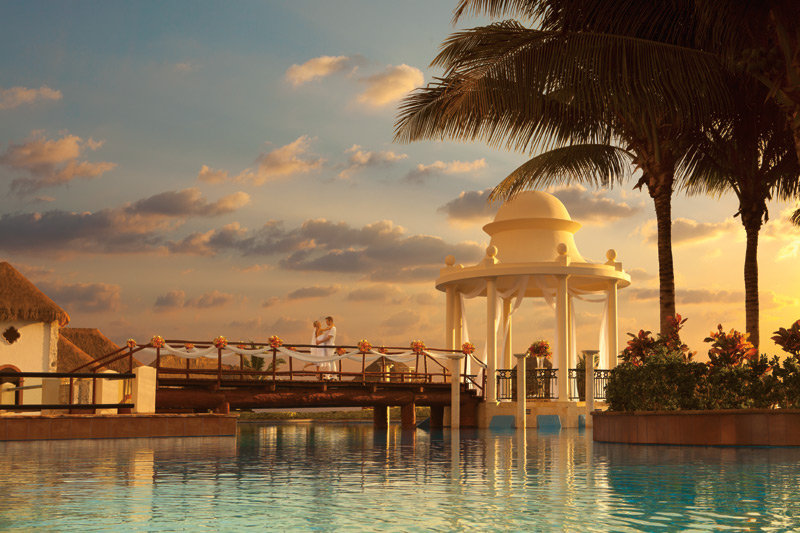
top-left (1, 423), bottom-right (799, 531)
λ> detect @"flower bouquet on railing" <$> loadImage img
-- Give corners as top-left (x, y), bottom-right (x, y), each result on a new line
top-left (357, 339), bottom-right (372, 353)
top-left (150, 335), bottom-right (165, 349)
top-left (213, 335), bottom-right (227, 349)
top-left (268, 335), bottom-right (283, 349)
top-left (184, 343), bottom-right (195, 351)
top-left (411, 340), bottom-right (426, 355)
top-left (526, 340), bottom-right (551, 359)
top-left (461, 341), bottom-right (475, 356)
top-left (335, 347), bottom-right (347, 356)
top-left (127, 338), bottom-right (137, 349)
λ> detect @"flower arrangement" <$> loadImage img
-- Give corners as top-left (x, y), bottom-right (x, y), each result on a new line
top-left (184, 343), bottom-right (195, 350)
top-left (411, 340), bottom-right (426, 355)
top-left (213, 335), bottom-right (227, 349)
top-left (335, 347), bottom-right (347, 356)
top-left (378, 346), bottom-right (388, 354)
top-left (527, 340), bottom-right (551, 359)
top-left (126, 338), bottom-right (137, 349)
top-left (150, 335), bottom-right (165, 349)
top-left (461, 341), bottom-right (476, 356)
top-left (357, 339), bottom-right (372, 353)
top-left (268, 335), bottom-right (283, 348)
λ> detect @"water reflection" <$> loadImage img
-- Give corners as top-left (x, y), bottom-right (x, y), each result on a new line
top-left (1, 426), bottom-right (800, 530)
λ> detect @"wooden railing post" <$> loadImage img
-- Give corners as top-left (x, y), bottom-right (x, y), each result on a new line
top-left (289, 355), bottom-right (293, 381)
top-left (217, 347), bottom-right (222, 388)
top-left (272, 347), bottom-right (277, 383)
top-left (361, 353), bottom-right (366, 384)
top-left (128, 347), bottom-right (133, 374)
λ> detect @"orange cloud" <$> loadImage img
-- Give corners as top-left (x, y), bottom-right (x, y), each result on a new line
top-left (356, 64), bottom-right (424, 108)
top-left (0, 85), bottom-right (62, 110)
top-left (285, 55), bottom-right (358, 86)
top-left (0, 131), bottom-right (116, 194)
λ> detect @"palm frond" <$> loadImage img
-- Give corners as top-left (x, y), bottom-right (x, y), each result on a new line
top-left (489, 144), bottom-right (634, 201)
top-left (791, 208), bottom-right (800, 226)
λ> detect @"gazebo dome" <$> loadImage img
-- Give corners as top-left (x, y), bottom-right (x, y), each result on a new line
top-left (483, 191), bottom-right (585, 264)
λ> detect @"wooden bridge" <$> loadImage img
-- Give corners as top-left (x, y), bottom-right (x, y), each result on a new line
top-left (70, 339), bottom-right (487, 428)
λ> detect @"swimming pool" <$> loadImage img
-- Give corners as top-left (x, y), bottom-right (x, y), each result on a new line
top-left (1, 423), bottom-right (798, 531)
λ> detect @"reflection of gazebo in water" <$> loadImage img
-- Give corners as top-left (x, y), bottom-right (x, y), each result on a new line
top-left (436, 191), bottom-right (630, 427)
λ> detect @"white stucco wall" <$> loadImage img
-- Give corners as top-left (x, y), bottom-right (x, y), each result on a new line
top-left (0, 319), bottom-right (57, 373)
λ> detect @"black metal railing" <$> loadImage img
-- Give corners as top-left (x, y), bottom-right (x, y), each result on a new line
top-left (0, 371), bottom-right (134, 411)
top-left (497, 368), bottom-right (611, 401)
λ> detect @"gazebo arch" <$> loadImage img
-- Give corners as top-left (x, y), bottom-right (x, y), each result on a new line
top-left (437, 191), bottom-right (631, 426)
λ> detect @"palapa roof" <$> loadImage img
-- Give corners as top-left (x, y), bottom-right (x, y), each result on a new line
top-left (60, 327), bottom-right (141, 372)
top-left (0, 262), bottom-right (70, 326)
top-left (57, 333), bottom-right (100, 372)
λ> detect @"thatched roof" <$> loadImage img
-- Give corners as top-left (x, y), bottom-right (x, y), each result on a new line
top-left (0, 262), bottom-right (69, 326)
top-left (57, 334), bottom-right (100, 372)
top-left (364, 357), bottom-right (411, 382)
top-left (60, 327), bottom-right (141, 372)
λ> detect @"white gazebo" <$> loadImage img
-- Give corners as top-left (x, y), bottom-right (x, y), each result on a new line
top-left (437, 191), bottom-right (631, 427)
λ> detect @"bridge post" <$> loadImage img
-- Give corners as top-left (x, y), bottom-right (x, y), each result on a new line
top-left (430, 405), bottom-right (444, 429)
top-left (373, 405), bottom-right (389, 429)
top-left (401, 403), bottom-right (416, 429)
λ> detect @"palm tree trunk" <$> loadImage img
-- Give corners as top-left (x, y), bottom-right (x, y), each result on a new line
top-left (652, 185), bottom-right (677, 335)
top-left (743, 217), bottom-right (761, 349)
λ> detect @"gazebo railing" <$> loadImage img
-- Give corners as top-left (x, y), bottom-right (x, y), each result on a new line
top-left (496, 368), bottom-right (610, 401)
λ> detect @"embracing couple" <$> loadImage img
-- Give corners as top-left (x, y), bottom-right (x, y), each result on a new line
top-left (311, 316), bottom-right (336, 379)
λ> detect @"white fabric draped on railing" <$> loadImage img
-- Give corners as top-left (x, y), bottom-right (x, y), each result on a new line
top-left (136, 343), bottom-right (468, 371)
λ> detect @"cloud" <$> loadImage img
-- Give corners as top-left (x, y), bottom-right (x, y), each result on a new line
top-left (760, 207), bottom-right (800, 260)
top-left (346, 285), bottom-right (408, 304)
top-left (550, 185), bottom-right (642, 224)
top-left (154, 289), bottom-right (236, 310)
top-left (128, 188), bottom-right (250, 217)
top-left (356, 64), bottom-right (424, 108)
top-left (405, 158), bottom-right (486, 184)
top-left (286, 285), bottom-right (340, 300)
top-left (0, 189), bottom-right (248, 255)
top-left (198, 136), bottom-right (324, 186)
top-left (638, 217), bottom-right (738, 247)
top-left (338, 145), bottom-right (407, 179)
top-left (625, 287), bottom-right (742, 305)
top-left (0, 131), bottom-right (116, 194)
top-left (174, 62), bottom-right (199, 73)
top-left (380, 310), bottom-right (422, 329)
top-left (626, 268), bottom-right (655, 283)
top-left (168, 218), bottom-right (484, 283)
top-left (285, 55), bottom-right (360, 87)
top-left (438, 188), bottom-right (498, 224)
top-left (154, 290), bottom-right (186, 309)
top-left (0, 85), bottom-right (62, 110)
top-left (38, 280), bottom-right (121, 313)
top-left (261, 296), bottom-right (280, 308)
top-left (197, 165), bottom-right (229, 184)
top-left (265, 316), bottom-right (308, 338)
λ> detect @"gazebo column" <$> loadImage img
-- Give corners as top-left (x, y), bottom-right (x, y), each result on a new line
top-left (445, 286), bottom-right (456, 351)
top-left (514, 352), bottom-right (526, 430)
top-left (502, 298), bottom-right (512, 369)
top-left (486, 277), bottom-right (498, 402)
top-left (606, 280), bottom-right (619, 369)
top-left (556, 274), bottom-right (570, 400)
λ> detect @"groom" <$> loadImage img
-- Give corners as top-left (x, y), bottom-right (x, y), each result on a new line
top-left (318, 316), bottom-right (336, 379)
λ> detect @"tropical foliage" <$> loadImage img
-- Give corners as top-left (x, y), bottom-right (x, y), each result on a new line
top-left (607, 319), bottom-right (800, 411)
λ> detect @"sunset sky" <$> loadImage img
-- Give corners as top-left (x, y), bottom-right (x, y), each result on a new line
top-left (2, 1), bottom-right (799, 359)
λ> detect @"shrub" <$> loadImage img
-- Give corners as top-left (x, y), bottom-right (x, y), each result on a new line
top-left (607, 318), bottom-right (795, 412)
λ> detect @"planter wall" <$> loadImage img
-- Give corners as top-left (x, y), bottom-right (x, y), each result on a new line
top-left (592, 409), bottom-right (800, 446)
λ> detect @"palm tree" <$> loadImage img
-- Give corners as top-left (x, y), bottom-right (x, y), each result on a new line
top-left (682, 80), bottom-right (800, 348)
top-left (396, 1), bottom-right (712, 334)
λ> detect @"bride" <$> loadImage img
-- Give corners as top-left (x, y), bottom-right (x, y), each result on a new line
top-left (311, 320), bottom-right (331, 379)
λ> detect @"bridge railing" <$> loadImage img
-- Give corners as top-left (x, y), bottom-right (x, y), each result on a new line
top-left (82, 340), bottom-right (484, 398)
